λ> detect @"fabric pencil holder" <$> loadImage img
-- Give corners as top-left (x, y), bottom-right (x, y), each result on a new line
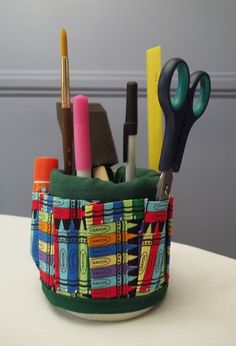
top-left (30, 166), bottom-right (173, 319)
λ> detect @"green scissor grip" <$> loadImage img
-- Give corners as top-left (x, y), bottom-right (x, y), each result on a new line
top-left (171, 62), bottom-right (189, 111)
top-left (193, 74), bottom-right (211, 117)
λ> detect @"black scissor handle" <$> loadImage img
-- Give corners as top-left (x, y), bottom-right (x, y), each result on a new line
top-left (158, 58), bottom-right (190, 172)
top-left (189, 71), bottom-right (211, 117)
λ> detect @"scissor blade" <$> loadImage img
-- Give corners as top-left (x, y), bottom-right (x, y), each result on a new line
top-left (156, 170), bottom-right (173, 201)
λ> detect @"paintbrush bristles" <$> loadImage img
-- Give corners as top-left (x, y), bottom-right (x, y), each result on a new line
top-left (60, 28), bottom-right (68, 57)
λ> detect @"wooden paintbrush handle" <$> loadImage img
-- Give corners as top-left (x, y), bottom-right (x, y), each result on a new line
top-left (93, 166), bottom-right (109, 181)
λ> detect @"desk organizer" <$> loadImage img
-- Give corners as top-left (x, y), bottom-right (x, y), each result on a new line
top-left (31, 167), bottom-right (173, 321)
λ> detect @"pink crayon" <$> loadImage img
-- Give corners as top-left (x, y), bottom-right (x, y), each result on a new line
top-left (73, 95), bottom-right (92, 178)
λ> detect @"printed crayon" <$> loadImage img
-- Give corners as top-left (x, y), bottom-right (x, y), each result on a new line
top-left (38, 239), bottom-right (54, 255)
top-left (58, 220), bottom-right (68, 292)
top-left (112, 201), bottom-right (123, 221)
top-left (90, 254), bottom-right (137, 269)
top-left (89, 242), bottom-right (136, 258)
top-left (39, 250), bottom-right (54, 265)
top-left (91, 264), bottom-right (135, 279)
top-left (139, 223), bottom-right (161, 293)
top-left (150, 223), bottom-right (166, 290)
top-left (68, 221), bottom-right (78, 293)
top-left (91, 284), bottom-right (136, 299)
top-left (123, 199), bottom-right (144, 220)
top-left (53, 217), bottom-right (60, 291)
top-left (78, 220), bottom-right (90, 295)
top-left (87, 220), bottom-right (136, 237)
top-left (136, 223), bottom-right (153, 294)
top-left (145, 199), bottom-right (169, 212)
top-left (38, 231), bottom-right (54, 244)
top-left (39, 260), bottom-right (54, 276)
top-left (40, 271), bottom-right (54, 287)
top-left (31, 209), bottom-right (39, 266)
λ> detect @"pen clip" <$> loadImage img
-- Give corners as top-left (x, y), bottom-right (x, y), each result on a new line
top-left (123, 122), bottom-right (138, 162)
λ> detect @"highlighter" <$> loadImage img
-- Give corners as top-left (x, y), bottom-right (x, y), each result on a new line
top-left (33, 157), bottom-right (58, 192)
top-left (73, 95), bottom-right (92, 178)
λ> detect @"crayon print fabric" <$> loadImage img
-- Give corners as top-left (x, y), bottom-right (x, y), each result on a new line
top-left (31, 193), bottom-right (173, 299)
top-left (31, 193), bottom-right (54, 286)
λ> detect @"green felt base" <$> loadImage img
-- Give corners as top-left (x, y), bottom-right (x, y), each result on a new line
top-left (42, 283), bottom-right (168, 314)
top-left (49, 166), bottom-right (160, 202)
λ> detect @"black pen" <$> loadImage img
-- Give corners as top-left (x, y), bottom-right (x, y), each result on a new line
top-left (123, 82), bottom-right (138, 182)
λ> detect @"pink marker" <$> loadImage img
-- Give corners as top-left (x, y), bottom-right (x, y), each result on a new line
top-left (73, 95), bottom-right (92, 178)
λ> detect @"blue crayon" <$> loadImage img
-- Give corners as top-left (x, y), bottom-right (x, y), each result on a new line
top-left (39, 260), bottom-right (54, 276)
top-left (54, 197), bottom-right (70, 209)
top-left (104, 202), bottom-right (114, 223)
top-left (58, 220), bottom-right (68, 292)
top-left (91, 275), bottom-right (117, 289)
top-left (128, 275), bottom-right (137, 283)
top-left (42, 194), bottom-right (53, 213)
top-left (89, 242), bottom-right (137, 258)
top-left (38, 231), bottom-right (54, 244)
top-left (89, 244), bottom-right (117, 258)
top-left (32, 192), bottom-right (39, 200)
top-left (68, 221), bottom-right (78, 293)
top-left (123, 242), bottom-right (137, 253)
top-left (31, 210), bottom-right (39, 267)
top-left (113, 200), bottom-right (123, 221)
top-left (145, 199), bottom-right (168, 212)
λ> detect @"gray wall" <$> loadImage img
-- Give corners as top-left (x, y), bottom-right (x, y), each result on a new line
top-left (0, 0), bottom-right (235, 258)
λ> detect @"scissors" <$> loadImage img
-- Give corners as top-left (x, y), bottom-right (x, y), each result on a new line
top-left (156, 58), bottom-right (211, 200)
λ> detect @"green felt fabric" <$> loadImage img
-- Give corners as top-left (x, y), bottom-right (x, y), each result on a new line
top-left (42, 283), bottom-right (168, 314)
top-left (49, 166), bottom-right (160, 202)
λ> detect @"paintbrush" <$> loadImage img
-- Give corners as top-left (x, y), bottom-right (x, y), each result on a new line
top-left (57, 28), bottom-right (74, 175)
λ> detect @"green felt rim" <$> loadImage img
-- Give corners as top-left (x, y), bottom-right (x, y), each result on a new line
top-left (49, 167), bottom-right (160, 202)
top-left (42, 283), bottom-right (168, 314)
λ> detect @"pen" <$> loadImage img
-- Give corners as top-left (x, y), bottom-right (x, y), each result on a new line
top-left (123, 82), bottom-right (138, 182)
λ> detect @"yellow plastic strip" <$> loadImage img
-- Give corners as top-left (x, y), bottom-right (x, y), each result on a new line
top-left (146, 46), bottom-right (162, 172)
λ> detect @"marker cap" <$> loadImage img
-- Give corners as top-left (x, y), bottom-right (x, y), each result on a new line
top-left (33, 157), bottom-right (59, 182)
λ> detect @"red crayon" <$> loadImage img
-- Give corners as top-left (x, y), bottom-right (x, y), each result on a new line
top-left (139, 223), bottom-right (161, 293)
top-left (91, 285), bottom-right (136, 299)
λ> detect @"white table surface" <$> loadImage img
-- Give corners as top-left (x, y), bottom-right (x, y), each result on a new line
top-left (0, 214), bottom-right (235, 346)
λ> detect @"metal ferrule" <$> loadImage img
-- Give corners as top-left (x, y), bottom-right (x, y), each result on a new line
top-left (61, 56), bottom-right (70, 108)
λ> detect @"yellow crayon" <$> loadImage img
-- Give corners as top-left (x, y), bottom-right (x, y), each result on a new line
top-left (90, 254), bottom-right (137, 269)
top-left (39, 240), bottom-right (54, 255)
top-left (78, 221), bottom-right (89, 295)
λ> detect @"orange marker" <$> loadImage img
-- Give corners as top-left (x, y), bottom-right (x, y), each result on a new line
top-left (33, 157), bottom-right (58, 192)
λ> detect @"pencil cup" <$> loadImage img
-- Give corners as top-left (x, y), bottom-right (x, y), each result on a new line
top-left (30, 167), bottom-right (173, 321)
